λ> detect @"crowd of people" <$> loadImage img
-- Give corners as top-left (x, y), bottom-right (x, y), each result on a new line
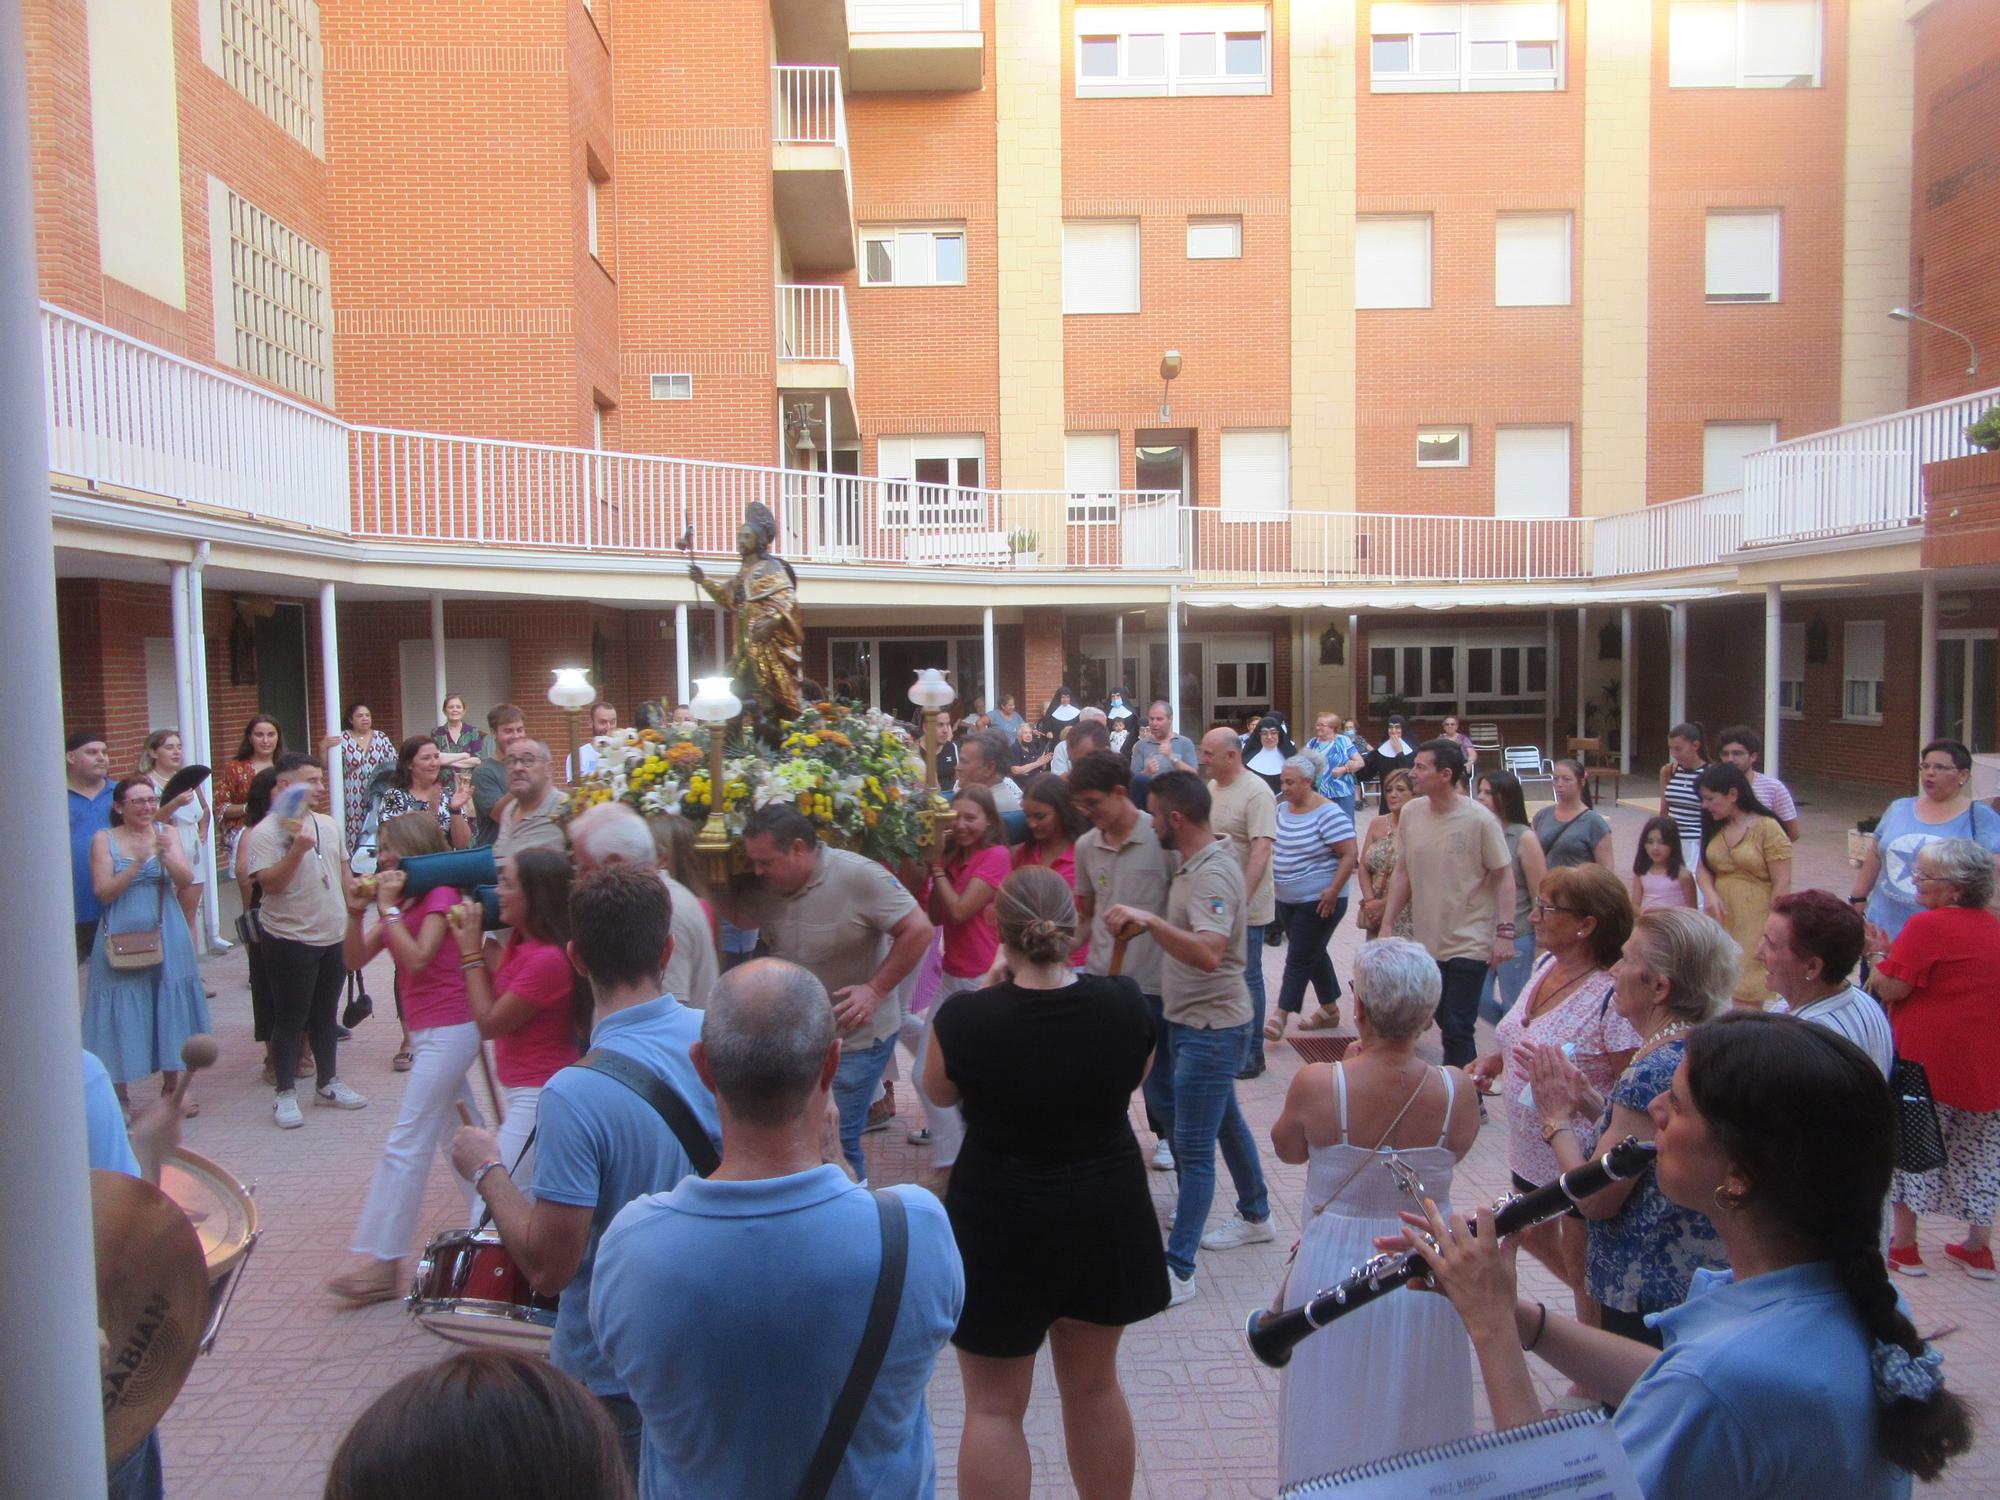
top-left (60, 687), bottom-right (1994, 1499)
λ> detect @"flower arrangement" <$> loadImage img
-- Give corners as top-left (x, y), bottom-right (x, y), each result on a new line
top-left (563, 703), bottom-right (944, 865)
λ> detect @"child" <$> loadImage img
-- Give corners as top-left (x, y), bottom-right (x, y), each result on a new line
top-left (1630, 815), bottom-right (1697, 913)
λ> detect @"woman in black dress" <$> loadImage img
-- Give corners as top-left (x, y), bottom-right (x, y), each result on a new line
top-left (925, 866), bottom-right (1168, 1500)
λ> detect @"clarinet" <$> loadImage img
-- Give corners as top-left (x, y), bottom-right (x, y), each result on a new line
top-left (1244, 1136), bottom-right (1658, 1369)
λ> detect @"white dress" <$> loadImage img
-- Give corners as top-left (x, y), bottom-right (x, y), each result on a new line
top-left (1278, 1065), bottom-right (1473, 1487)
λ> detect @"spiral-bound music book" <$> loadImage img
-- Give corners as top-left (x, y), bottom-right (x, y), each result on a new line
top-left (1277, 1409), bottom-right (1642, 1499)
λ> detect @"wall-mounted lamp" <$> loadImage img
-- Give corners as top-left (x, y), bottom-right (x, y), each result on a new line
top-left (1889, 307), bottom-right (1979, 377)
top-left (1158, 350), bottom-right (1182, 422)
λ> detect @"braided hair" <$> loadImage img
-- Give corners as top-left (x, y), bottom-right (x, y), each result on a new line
top-left (1685, 1014), bottom-right (1974, 1480)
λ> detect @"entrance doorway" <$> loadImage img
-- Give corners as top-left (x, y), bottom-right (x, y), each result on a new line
top-left (1938, 630), bottom-right (1997, 752)
top-left (256, 603), bottom-right (309, 754)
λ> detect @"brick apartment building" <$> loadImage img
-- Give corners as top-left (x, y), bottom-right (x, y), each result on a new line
top-left (22, 0), bottom-right (2000, 798)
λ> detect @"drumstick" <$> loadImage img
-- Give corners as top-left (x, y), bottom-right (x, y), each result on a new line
top-left (456, 1102), bottom-right (476, 1127)
top-left (476, 1042), bottom-right (505, 1126)
top-left (1107, 921), bottom-right (1143, 978)
top-left (166, 1034), bottom-right (218, 1115)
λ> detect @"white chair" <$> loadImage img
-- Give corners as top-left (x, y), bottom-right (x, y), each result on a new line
top-left (1502, 745), bottom-right (1553, 788)
top-left (1468, 721), bottom-right (1503, 754)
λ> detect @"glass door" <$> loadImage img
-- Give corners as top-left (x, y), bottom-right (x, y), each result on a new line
top-left (1938, 633), bottom-right (1997, 753)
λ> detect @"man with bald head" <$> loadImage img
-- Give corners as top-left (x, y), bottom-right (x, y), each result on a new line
top-left (593, 959), bottom-right (963, 1500)
top-left (495, 738), bottom-right (566, 864)
top-left (570, 802), bottom-right (720, 1011)
top-left (1200, 726), bottom-right (1276, 1078)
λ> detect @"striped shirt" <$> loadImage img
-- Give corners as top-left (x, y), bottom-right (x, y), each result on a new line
top-left (1751, 770), bottom-right (1798, 824)
top-left (1272, 800), bottom-right (1357, 903)
top-left (1792, 984), bottom-right (1894, 1079)
top-left (1663, 765), bottom-right (1705, 843)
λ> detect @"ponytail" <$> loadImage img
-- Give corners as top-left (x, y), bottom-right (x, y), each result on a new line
top-left (1832, 1243), bottom-right (1973, 1479)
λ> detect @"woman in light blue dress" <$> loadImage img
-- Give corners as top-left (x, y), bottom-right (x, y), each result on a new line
top-left (84, 777), bottom-right (211, 1111)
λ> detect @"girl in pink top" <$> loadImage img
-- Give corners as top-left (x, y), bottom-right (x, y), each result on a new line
top-left (328, 814), bottom-right (481, 1305)
top-left (455, 847), bottom-right (586, 1206)
top-left (1629, 816), bottom-right (1697, 913)
top-left (1014, 774), bottom-right (1090, 968)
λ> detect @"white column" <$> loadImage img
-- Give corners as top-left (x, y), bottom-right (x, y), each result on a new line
top-left (170, 562), bottom-right (195, 759)
top-left (1543, 608), bottom-right (1556, 755)
top-left (320, 582), bottom-right (346, 838)
top-left (982, 606), bottom-right (996, 716)
top-left (1575, 607), bottom-right (1588, 741)
top-left (1668, 601), bottom-right (1688, 729)
top-left (430, 593), bottom-right (448, 722)
top-left (1167, 586), bottom-right (1183, 736)
top-left (1918, 578), bottom-right (1939, 748)
top-left (0, 0), bottom-right (112, 1475)
top-left (674, 602), bottom-right (691, 707)
top-left (186, 546), bottom-right (225, 949)
top-left (1619, 604), bottom-right (1635, 775)
top-left (1763, 583), bottom-right (1783, 780)
top-left (1114, 612), bottom-right (1125, 696)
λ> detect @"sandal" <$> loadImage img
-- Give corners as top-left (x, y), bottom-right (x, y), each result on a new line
top-left (392, 1051), bottom-right (415, 1073)
top-left (1298, 1006), bottom-right (1342, 1032)
top-left (1263, 1014), bottom-right (1288, 1042)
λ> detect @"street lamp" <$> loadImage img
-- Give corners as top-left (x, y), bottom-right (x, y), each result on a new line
top-left (548, 667), bottom-right (596, 784)
top-left (908, 668), bottom-right (955, 789)
top-left (1158, 349), bottom-right (1182, 422)
top-left (1889, 307), bottom-right (1979, 377)
top-left (689, 674), bottom-right (743, 882)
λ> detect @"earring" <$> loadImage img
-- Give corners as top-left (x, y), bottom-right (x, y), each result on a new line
top-left (1712, 1185), bottom-right (1745, 1214)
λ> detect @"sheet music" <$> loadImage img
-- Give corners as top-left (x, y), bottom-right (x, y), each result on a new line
top-left (1279, 1410), bottom-right (1643, 1499)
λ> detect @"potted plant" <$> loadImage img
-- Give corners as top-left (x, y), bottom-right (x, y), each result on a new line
top-left (1965, 408), bottom-right (2000, 452)
top-left (1006, 527), bottom-right (1039, 565)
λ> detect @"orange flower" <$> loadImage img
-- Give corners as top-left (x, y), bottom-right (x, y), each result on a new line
top-left (818, 729), bottom-right (853, 748)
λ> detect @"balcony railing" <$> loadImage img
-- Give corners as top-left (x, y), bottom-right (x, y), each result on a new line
top-left (776, 284), bottom-right (854, 369)
top-left (849, 0), bottom-right (981, 30)
top-left (1741, 386), bottom-right (2000, 546)
top-left (1592, 488), bottom-right (1744, 576)
top-left (1178, 508), bottom-right (1594, 584)
top-left (771, 64), bottom-right (846, 147)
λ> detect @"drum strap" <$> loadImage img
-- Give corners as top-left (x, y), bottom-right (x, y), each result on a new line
top-left (796, 1190), bottom-right (908, 1500)
top-left (574, 1049), bottom-right (721, 1178)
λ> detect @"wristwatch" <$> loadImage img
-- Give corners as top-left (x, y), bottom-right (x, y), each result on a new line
top-left (382, 904), bottom-right (403, 922)
top-left (1540, 1119), bottom-right (1570, 1143)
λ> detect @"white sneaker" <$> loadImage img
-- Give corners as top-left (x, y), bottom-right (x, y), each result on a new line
top-left (315, 1078), bottom-right (368, 1110)
top-left (273, 1091), bottom-right (304, 1129)
top-left (1150, 1139), bottom-right (1175, 1171)
top-left (1201, 1214), bottom-right (1276, 1251)
top-left (1167, 1269), bottom-right (1198, 1307)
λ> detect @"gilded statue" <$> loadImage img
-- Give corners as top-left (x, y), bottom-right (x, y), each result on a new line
top-left (687, 500), bottom-right (804, 723)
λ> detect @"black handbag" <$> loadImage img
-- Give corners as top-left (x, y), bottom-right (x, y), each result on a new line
top-left (1891, 1056), bottom-right (1948, 1175)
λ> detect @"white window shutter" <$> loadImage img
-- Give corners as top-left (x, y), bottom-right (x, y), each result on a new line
top-left (1465, 3), bottom-right (1561, 42)
top-left (1062, 221), bottom-right (1140, 314)
top-left (1493, 426), bottom-right (1570, 518)
top-left (1221, 429), bottom-right (1290, 514)
top-left (1780, 622), bottom-right (1805, 679)
top-left (1701, 420), bottom-right (1777, 492)
top-left (1741, 0), bottom-right (1820, 84)
top-left (1705, 210), bottom-right (1780, 299)
top-left (1494, 213), bottom-right (1569, 305)
top-left (1669, 1), bottom-right (1737, 86)
top-left (1065, 432), bottom-right (1120, 493)
top-left (1356, 215), bottom-right (1431, 308)
top-left (1844, 620), bottom-right (1885, 682)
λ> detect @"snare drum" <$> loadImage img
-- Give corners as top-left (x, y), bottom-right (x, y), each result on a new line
top-left (157, 1147), bottom-right (260, 1353)
top-left (408, 1227), bottom-right (557, 1353)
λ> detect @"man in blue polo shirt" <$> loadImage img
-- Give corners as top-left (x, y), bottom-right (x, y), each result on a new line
top-left (593, 958), bottom-right (962, 1500)
top-left (451, 864), bottom-right (720, 1478)
top-left (67, 730), bottom-right (114, 965)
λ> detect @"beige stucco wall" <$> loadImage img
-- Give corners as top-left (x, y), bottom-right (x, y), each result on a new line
top-left (1578, 5), bottom-right (1650, 516)
top-left (994, 3), bottom-right (1066, 493)
top-left (1839, 0), bottom-right (1916, 424)
top-left (87, 0), bottom-right (188, 309)
top-left (1289, 0), bottom-right (1358, 523)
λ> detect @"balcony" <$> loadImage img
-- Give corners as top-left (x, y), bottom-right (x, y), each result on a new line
top-left (776, 284), bottom-right (858, 439)
top-left (1180, 509), bottom-right (1595, 586)
top-left (847, 0), bottom-right (984, 92)
top-left (1591, 489), bottom-right (1744, 577)
top-left (771, 65), bottom-right (854, 273)
top-left (770, 0), bottom-right (848, 71)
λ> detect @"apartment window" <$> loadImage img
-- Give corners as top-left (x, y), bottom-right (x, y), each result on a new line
top-left (650, 373), bottom-right (694, 401)
top-left (1702, 419), bottom-right (1776, 492)
top-left (1842, 620), bottom-right (1885, 722)
top-left (1074, 5), bottom-right (1272, 97)
top-left (1187, 217), bottom-right (1243, 259)
top-left (1493, 425), bottom-right (1570, 517)
top-left (1706, 209), bottom-right (1781, 302)
top-left (1220, 428), bottom-right (1289, 517)
top-left (877, 435), bottom-right (985, 528)
top-left (860, 226), bottom-right (967, 287)
top-left (1494, 212), bottom-right (1570, 306)
top-left (203, 0), bottom-right (324, 154)
top-left (1370, 3), bottom-right (1565, 93)
top-left (585, 163), bottom-right (608, 261)
top-left (1066, 432), bottom-right (1121, 523)
top-left (1356, 215), bottom-right (1432, 309)
top-left (206, 178), bottom-right (331, 404)
top-left (1417, 427), bottom-right (1469, 466)
top-left (1779, 621), bottom-right (1805, 717)
top-left (1062, 220), bottom-right (1140, 314)
top-left (1669, 1), bottom-right (1821, 89)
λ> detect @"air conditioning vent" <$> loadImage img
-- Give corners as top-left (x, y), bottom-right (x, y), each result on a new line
top-left (651, 373), bottom-right (694, 400)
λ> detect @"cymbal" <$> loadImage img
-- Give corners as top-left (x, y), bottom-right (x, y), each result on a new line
top-left (94, 1170), bottom-right (208, 1465)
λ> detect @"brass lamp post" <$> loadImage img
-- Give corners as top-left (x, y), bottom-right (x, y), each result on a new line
top-left (689, 675), bottom-right (743, 887)
top-left (907, 667), bottom-right (955, 790)
top-left (548, 667), bottom-right (596, 784)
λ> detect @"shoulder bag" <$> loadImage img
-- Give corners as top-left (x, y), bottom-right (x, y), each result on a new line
top-left (574, 1047), bottom-right (722, 1178)
top-left (104, 859), bottom-right (167, 971)
top-left (795, 1189), bottom-right (909, 1500)
top-left (1890, 1055), bottom-right (1949, 1175)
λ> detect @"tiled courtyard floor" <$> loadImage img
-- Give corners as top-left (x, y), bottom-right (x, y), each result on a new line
top-left (154, 777), bottom-right (2000, 1497)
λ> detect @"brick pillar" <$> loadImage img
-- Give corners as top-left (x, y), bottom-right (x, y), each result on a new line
top-left (1021, 608), bottom-right (1065, 717)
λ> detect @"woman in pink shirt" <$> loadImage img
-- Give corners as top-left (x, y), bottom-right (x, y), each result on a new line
top-left (327, 814), bottom-right (481, 1304)
top-left (453, 847), bottom-right (587, 1205)
top-left (1014, 774), bottom-right (1089, 968)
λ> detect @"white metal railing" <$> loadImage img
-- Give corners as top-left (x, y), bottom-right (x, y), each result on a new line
top-left (1592, 488), bottom-right (1745, 575)
top-left (772, 64), bottom-right (847, 147)
top-left (848, 0), bottom-right (981, 30)
top-left (1741, 385), bottom-right (2000, 546)
top-left (776, 284), bottom-right (854, 368)
top-left (41, 303), bottom-right (350, 529)
top-left (1178, 508), bottom-right (1594, 584)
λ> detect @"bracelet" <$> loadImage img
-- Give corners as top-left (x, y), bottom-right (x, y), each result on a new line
top-left (471, 1159), bottom-right (506, 1191)
top-left (1847, 895), bottom-right (1868, 906)
top-left (459, 956), bottom-right (485, 972)
top-left (1495, 923), bottom-right (1517, 938)
top-left (1522, 1300), bottom-right (1549, 1353)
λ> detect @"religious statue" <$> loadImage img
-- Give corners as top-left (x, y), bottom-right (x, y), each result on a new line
top-left (687, 500), bottom-right (805, 724)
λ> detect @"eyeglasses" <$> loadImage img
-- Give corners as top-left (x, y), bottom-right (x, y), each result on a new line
top-left (1532, 901), bottom-right (1585, 917)
top-left (502, 754), bottom-right (545, 768)
top-left (1912, 872), bottom-right (1953, 885)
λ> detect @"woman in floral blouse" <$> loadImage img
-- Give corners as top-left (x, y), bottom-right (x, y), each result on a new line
top-left (328, 702), bottom-right (399, 853)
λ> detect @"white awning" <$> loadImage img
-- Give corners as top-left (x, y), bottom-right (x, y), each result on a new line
top-left (1182, 584), bottom-right (1732, 611)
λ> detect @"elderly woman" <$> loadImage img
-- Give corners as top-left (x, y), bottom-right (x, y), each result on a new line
top-left (1521, 909), bottom-right (1732, 1348)
top-left (1853, 739), bottom-right (2000, 943)
top-left (1009, 720), bottom-right (1054, 781)
top-left (1271, 937), bottom-right (1481, 1481)
top-left (1697, 762), bottom-right (1791, 1006)
top-left (1245, 715), bottom-right (1294, 796)
top-left (1471, 865), bottom-right (1639, 1319)
top-left (1357, 768), bottom-right (1415, 939)
top-left (1264, 749), bottom-right (1357, 1042)
top-left (1534, 758), bottom-right (1613, 871)
top-left (1757, 890), bottom-right (1894, 1078)
top-left (1869, 838), bottom-right (2000, 1280)
top-left (1395, 1014), bottom-right (1974, 1497)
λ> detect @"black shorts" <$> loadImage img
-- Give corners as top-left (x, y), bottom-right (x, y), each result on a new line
top-left (1512, 1169), bottom-right (1584, 1220)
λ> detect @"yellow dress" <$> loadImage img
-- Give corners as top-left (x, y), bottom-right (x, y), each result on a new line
top-left (1706, 815), bottom-right (1791, 1005)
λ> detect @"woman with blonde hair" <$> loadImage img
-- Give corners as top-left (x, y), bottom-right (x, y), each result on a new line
top-left (925, 866), bottom-right (1166, 1500)
top-left (1357, 768), bottom-right (1415, 940)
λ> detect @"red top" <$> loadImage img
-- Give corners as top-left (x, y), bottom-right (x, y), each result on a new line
top-left (492, 934), bottom-right (583, 1088)
top-left (396, 886), bottom-right (473, 1031)
top-left (1013, 840), bottom-right (1088, 967)
top-left (939, 844), bottom-right (1013, 979)
top-left (1881, 905), bottom-right (2000, 1112)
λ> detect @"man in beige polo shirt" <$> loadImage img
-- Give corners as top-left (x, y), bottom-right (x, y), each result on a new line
top-left (494, 739), bottom-right (566, 866)
top-left (1106, 771), bottom-right (1272, 1306)
top-left (1200, 727), bottom-right (1276, 1078)
top-left (737, 804), bottom-right (933, 1181)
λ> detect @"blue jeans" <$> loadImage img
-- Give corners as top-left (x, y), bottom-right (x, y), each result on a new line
top-left (107, 1432), bottom-right (163, 1500)
top-left (1163, 1021), bottom-right (1270, 1279)
top-left (833, 1035), bottom-right (894, 1181)
top-left (1435, 958), bottom-right (1486, 1069)
top-left (1141, 993), bottom-right (1174, 1141)
top-left (1332, 789), bottom-right (1358, 826)
top-left (1243, 925), bottom-right (1268, 1055)
top-left (1479, 931), bottom-right (1538, 1025)
top-left (1273, 896), bottom-right (1347, 1016)
top-left (601, 1392), bottom-right (644, 1483)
